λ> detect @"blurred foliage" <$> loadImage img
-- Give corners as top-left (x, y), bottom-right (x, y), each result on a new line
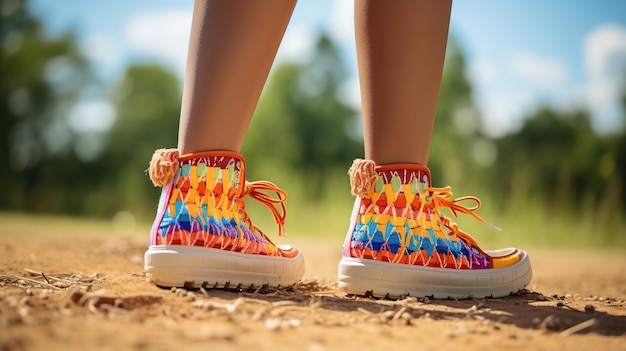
top-left (243, 34), bottom-right (362, 199)
top-left (1, 0), bottom-right (625, 247)
top-left (430, 37), bottom-right (483, 187)
top-left (495, 108), bottom-right (608, 211)
top-left (101, 65), bottom-right (181, 218)
top-left (1, 0), bottom-right (91, 213)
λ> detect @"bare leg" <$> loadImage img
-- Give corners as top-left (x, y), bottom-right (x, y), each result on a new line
top-left (355, 0), bottom-right (452, 165)
top-left (178, 0), bottom-right (296, 154)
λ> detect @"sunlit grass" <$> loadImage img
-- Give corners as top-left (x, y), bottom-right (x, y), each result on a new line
top-left (452, 185), bottom-right (626, 251)
top-left (0, 211), bottom-right (149, 239)
top-left (2, 172), bottom-right (624, 252)
top-left (250, 172), bottom-right (626, 252)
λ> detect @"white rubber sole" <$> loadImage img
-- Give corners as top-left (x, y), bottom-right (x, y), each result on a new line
top-left (338, 251), bottom-right (532, 299)
top-left (144, 245), bottom-right (305, 288)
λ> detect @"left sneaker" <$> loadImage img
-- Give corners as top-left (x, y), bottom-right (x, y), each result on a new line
top-left (338, 159), bottom-right (532, 299)
top-left (144, 149), bottom-right (304, 289)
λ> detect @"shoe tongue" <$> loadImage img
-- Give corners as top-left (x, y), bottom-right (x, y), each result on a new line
top-left (179, 151), bottom-right (247, 191)
top-left (375, 163), bottom-right (431, 188)
top-left (182, 151), bottom-right (244, 169)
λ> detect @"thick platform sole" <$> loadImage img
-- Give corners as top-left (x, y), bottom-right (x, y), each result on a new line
top-left (338, 251), bottom-right (532, 299)
top-left (144, 245), bottom-right (305, 288)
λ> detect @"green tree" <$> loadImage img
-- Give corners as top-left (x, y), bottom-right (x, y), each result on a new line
top-left (491, 103), bottom-right (626, 218)
top-left (430, 37), bottom-right (482, 188)
top-left (0, 0), bottom-right (91, 212)
top-left (244, 34), bottom-right (362, 200)
top-left (99, 64), bottom-right (182, 219)
top-left (495, 108), bottom-right (590, 207)
top-left (607, 75), bottom-right (626, 210)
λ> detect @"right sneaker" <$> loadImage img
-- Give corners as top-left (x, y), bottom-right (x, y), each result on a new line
top-left (144, 149), bottom-right (304, 288)
top-left (338, 159), bottom-right (532, 299)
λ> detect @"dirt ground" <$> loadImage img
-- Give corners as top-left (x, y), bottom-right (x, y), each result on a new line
top-left (1, 218), bottom-right (625, 351)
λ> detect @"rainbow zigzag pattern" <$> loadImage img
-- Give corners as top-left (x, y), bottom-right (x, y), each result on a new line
top-left (348, 166), bottom-right (492, 270)
top-left (152, 154), bottom-right (281, 256)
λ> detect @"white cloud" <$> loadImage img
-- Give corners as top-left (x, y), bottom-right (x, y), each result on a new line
top-left (126, 9), bottom-right (192, 76)
top-left (469, 59), bottom-right (530, 137)
top-left (510, 52), bottom-right (569, 85)
top-left (477, 25), bottom-right (626, 137)
top-left (469, 58), bottom-right (497, 84)
top-left (339, 75), bottom-right (361, 109)
top-left (479, 95), bottom-right (526, 138)
top-left (84, 34), bottom-right (117, 64)
top-left (328, 0), bottom-right (361, 111)
top-left (67, 99), bottom-right (116, 161)
top-left (67, 99), bottom-right (116, 133)
top-left (275, 25), bottom-right (315, 64)
top-left (329, 0), bottom-right (354, 44)
top-left (584, 24), bottom-right (626, 133)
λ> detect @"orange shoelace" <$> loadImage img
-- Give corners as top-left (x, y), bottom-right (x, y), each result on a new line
top-left (241, 180), bottom-right (288, 238)
top-left (418, 186), bottom-right (500, 250)
top-left (347, 158), bottom-right (500, 252)
top-left (148, 148), bottom-right (289, 239)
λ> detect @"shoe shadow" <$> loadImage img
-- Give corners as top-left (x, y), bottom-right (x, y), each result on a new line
top-left (192, 284), bottom-right (625, 337)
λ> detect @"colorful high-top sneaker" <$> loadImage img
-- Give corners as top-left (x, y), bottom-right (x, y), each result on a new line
top-left (338, 159), bottom-right (532, 299)
top-left (144, 149), bottom-right (304, 288)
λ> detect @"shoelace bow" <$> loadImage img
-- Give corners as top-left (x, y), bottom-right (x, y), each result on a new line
top-left (418, 186), bottom-right (500, 250)
top-left (241, 180), bottom-right (288, 238)
top-left (147, 149), bottom-right (288, 238)
top-left (347, 159), bottom-right (500, 251)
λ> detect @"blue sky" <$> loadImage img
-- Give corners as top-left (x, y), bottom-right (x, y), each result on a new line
top-left (30, 0), bottom-right (626, 137)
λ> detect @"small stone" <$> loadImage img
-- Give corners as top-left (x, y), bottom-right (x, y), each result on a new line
top-left (192, 300), bottom-right (208, 308)
top-left (540, 315), bottom-right (563, 331)
top-left (116, 299), bottom-right (126, 309)
top-left (556, 302), bottom-right (565, 308)
top-left (382, 310), bottom-right (395, 320)
top-left (465, 305), bottom-right (478, 318)
top-left (287, 319), bottom-right (302, 328)
top-left (584, 304), bottom-right (595, 312)
top-left (265, 318), bottom-right (281, 331)
top-left (404, 297), bottom-right (418, 304)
